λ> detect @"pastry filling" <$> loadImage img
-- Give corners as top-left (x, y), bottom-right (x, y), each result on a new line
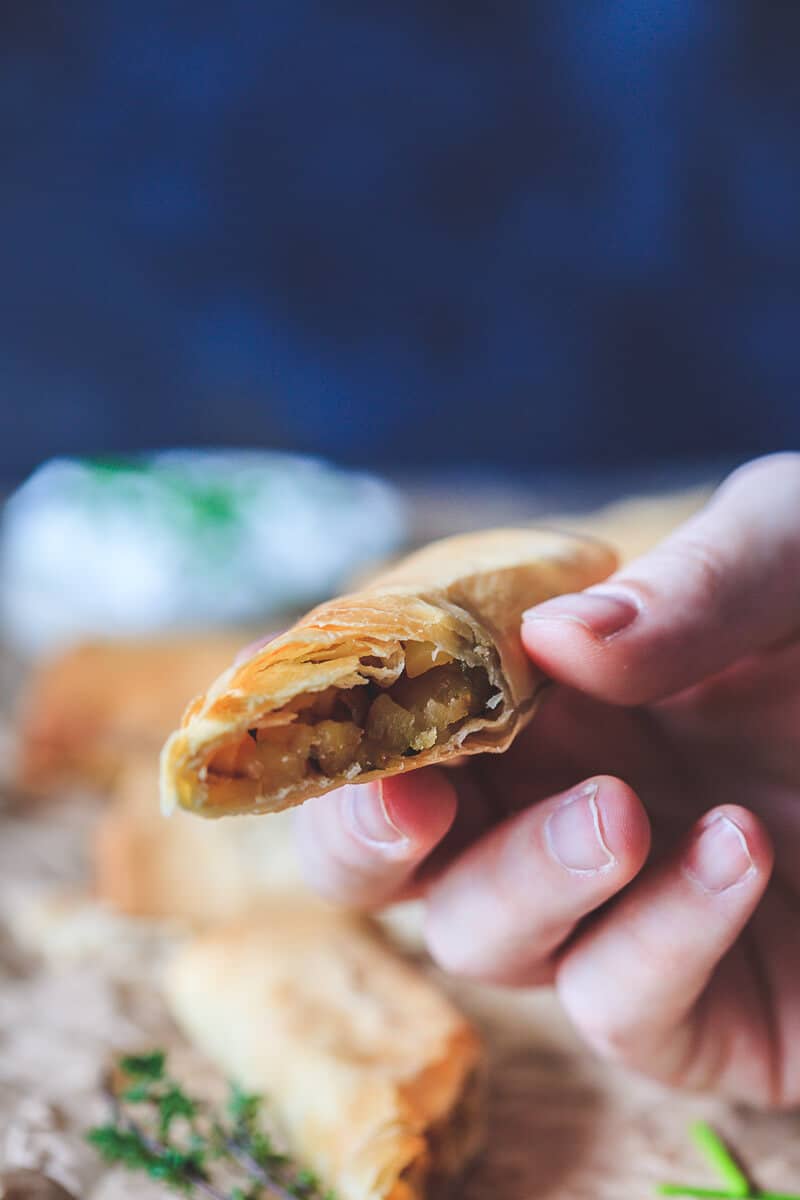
top-left (206, 642), bottom-right (498, 791)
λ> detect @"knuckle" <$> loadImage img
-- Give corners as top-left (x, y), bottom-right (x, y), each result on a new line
top-left (558, 976), bottom-right (644, 1061)
top-left (578, 1016), bottom-right (641, 1062)
top-left (654, 534), bottom-right (730, 616)
top-left (721, 452), bottom-right (800, 496)
top-left (679, 536), bottom-right (728, 607)
top-left (559, 930), bottom-right (687, 1063)
top-left (625, 920), bottom-right (689, 982)
top-left (425, 914), bottom-right (554, 985)
top-left (493, 833), bottom-right (577, 953)
top-left (424, 916), bottom-right (480, 978)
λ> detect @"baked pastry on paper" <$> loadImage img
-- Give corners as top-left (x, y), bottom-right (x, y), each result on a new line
top-left (94, 758), bottom-right (304, 923)
top-left (164, 908), bottom-right (485, 1200)
top-left (16, 634), bottom-right (246, 794)
top-left (161, 527), bottom-right (615, 818)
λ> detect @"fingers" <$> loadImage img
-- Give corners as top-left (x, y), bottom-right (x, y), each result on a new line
top-left (423, 775), bottom-right (651, 985)
top-left (522, 453), bottom-right (800, 703)
top-left (293, 770), bottom-right (457, 907)
top-left (556, 804), bottom-right (773, 1088)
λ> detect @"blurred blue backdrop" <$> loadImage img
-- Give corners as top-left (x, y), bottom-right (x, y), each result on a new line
top-left (0, 1), bottom-right (798, 480)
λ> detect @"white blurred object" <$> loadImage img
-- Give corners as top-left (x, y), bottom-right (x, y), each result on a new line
top-left (1, 451), bottom-right (407, 654)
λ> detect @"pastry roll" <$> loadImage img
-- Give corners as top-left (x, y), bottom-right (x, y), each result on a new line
top-left (164, 908), bottom-right (485, 1200)
top-left (161, 528), bottom-right (615, 817)
top-left (94, 757), bottom-right (305, 922)
top-left (551, 484), bottom-right (713, 565)
top-left (95, 759), bottom-right (426, 950)
top-left (16, 633), bottom-right (248, 794)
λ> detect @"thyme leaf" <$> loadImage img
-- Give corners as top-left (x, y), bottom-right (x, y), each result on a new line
top-left (87, 1050), bottom-right (334, 1200)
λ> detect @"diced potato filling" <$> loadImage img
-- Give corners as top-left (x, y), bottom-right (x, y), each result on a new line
top-left (403, 640), bottom-right (454, 678)
top-left (309, 719), bottom-right (363, 774)
top-left (364, 693), bottom-right (418, 757)
top-left (207, 641), bottom-right (497, 789)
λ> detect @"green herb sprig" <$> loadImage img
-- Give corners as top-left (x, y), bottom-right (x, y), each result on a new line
top-left (87, 1051), bottom-right (334, 1200)
top-left (658, 1121), bottom-right (799, 1200)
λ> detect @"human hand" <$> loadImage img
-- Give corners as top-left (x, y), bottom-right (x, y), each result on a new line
top-left (295, 454), bottom-right (800, 1107)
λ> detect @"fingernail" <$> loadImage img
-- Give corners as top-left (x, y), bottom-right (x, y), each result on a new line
top-left (544, 783), bottom-right (615, 873)
top-left (345, 782), bottom-right (408, 846)
top-left (683, 813), bottom-right (754, 894)
top-left (523, 589), bottom-right (639, 639)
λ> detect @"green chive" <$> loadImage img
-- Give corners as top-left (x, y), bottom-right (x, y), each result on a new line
top-left (690, 1122), bottom-right (750, 1197)
top-left (660, 1189), bottom-right (800, 1200)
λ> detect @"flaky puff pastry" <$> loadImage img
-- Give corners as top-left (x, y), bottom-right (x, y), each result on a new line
top-left (17, 633), bottom-right (248, 794)
top-left (164, 908), bottom-right (485, 1200)
top-left (161, 528), bottom-right (615, 818)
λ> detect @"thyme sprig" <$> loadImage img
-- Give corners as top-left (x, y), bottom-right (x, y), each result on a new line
top-left (87, 1051), bottom-right (334, 1200)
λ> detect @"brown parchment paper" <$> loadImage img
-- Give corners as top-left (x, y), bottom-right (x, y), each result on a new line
top-left (1, 481), bottom-right (798, 1199)
top-left (1, 792), bottom-right (798, 1200)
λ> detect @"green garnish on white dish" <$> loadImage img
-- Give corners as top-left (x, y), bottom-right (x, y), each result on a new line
top-left (0, 450), bottom-right (406, 652)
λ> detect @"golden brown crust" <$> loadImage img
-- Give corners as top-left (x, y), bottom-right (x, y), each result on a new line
top-left (161, 528), bottom-right (615, 818)
top-left (17, 634), bottom-right (248, 795)
top-left (163, 909), bottom-right (485, 1200)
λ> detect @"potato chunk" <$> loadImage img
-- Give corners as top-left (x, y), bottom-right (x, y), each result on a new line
top-left (310, 719), bottom-right (362, 775)
top-left (365, 693), bottom-right (417, 755)
top-left (403, 640), bottom-right (454, 678)
top-left (392, 663), bottom-right (478, 734)
top-left (208, 662), bottom-right (492, 788)
top-left (252, 725), bottom-right (314, 789)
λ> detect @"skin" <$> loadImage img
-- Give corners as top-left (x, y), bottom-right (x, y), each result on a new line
top-left (294, 453), bottom-right (800, 1108)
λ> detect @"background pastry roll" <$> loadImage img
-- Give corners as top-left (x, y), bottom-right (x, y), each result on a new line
top-left (164, 908), bottom-right (485, 1200)
top-left (94, 757), bottom-right (305, 922)
top-left (16, 633), bottom-right (247, 794)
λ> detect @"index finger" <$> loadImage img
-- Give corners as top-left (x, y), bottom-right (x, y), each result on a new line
top-left (521, 454), bottom-right (800, 705)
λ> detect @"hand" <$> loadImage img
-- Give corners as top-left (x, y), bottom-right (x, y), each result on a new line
top-left (295, 454), bottom-right (800, 1108)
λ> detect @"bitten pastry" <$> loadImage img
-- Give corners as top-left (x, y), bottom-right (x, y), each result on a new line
top-left (16, 633), bottom-right (247, 794)
top-left (164, 908), bottom-right (485, 1200)
top-left (161, 527), bottom-right (615, 818)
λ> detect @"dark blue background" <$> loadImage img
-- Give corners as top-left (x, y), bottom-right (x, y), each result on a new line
top-left (1, 2), bottom-right (798, 481)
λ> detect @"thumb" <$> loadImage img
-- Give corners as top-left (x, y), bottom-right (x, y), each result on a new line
top-left (521, 453), bottom-right (800, 705)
